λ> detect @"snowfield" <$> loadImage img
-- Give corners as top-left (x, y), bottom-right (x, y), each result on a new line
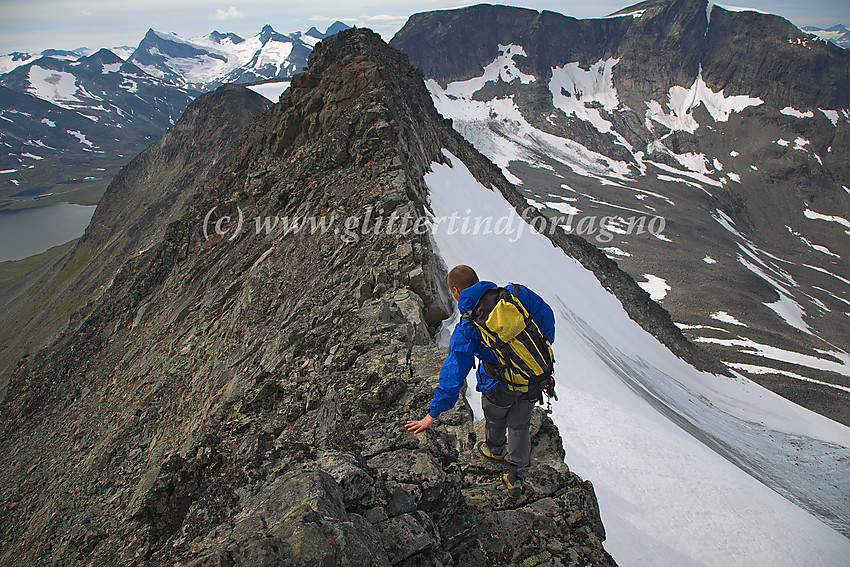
top-left (637, 274), bottom-right (670, 300)
top-left (780, 106), bottom-right (813, 118)
top-left (425, 46), bottom-right (636, 185)
top-left (443, 44), bottom-right (535, 99)
top-left (27, 66), bottom-right (81, 108)
top-left (425, 149), bottom-right (850, 567)
top-left (425, 44), bottom-right (779, 214)
top-left (246, 80), bottom-right (290, 102)
top-left (645, 70), bottom-right (763, 133)
top-left (549, 57), bottom-right (632, 149)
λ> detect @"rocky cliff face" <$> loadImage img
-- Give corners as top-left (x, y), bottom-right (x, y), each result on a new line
top-left (394, 0), bottom-right (848, 111)
top-left (0, 29), bottom-right (616, 566)
top-left (390, 0), bottom-right (850, 424)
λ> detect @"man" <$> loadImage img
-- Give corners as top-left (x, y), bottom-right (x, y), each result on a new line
top-left (405, 265), bottom-right (555, 497)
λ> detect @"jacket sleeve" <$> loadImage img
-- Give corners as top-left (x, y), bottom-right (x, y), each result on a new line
top-left (428, 322), bottom-right (476, 418)
top-left (512, 284), bottom-right (555, 344)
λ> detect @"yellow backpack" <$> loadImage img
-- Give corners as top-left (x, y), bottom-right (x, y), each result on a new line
top-left (464, 285), bottom-right (556, 406)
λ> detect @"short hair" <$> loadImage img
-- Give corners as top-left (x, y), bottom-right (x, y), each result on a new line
top-left (448, 265), bottom-right (479, 291)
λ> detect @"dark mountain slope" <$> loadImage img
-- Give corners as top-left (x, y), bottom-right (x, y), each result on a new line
top-left (0, 84), bottom-right (271, 402)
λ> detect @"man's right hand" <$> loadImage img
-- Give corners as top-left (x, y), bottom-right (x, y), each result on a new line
top-left (405, 414), bottom-right (435, 433)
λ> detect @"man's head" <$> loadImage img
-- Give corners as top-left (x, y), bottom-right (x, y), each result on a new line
top-left (448, 265), bottom-right (479, 301)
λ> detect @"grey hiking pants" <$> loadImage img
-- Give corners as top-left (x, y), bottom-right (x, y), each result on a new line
top-left (482, 387), bottom-right (535, 480)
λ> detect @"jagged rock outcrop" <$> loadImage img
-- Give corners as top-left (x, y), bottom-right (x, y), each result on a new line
top-left (0, 29), bottom-right (616, 566)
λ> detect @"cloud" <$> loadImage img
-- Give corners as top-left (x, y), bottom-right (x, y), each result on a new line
top-left (214, 6), bottom-right (244, 20)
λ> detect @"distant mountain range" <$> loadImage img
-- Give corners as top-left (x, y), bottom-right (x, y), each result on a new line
top-left (127, 21), bottom-right (348, 91)
top-left (0, 21), bottom-right (348, 211)
top-left (803, 24), bottom-right (850, 49)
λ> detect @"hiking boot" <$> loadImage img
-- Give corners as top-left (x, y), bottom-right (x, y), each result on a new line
top-left (502, 472), bottom-right (524, 498)
top-left (476, 441), bottom-right (505, 462)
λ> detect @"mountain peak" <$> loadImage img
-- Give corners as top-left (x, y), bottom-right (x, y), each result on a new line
top-left (324, 20), bottom-right (350, 36)
top-left (305, 21), bottom-right (349, 40)
top-left (605, 0), bottom-right (673, 17)
top-left (307, 27), bottom-right (411, 78)
top-left (208, 30), bottom-right (245, 44)
top-left (89, 47), bottom-right (123, 64)
top-left (40, 48), bottom-right (87, 59)
top-left (258, 24), bottom-right (286, 44)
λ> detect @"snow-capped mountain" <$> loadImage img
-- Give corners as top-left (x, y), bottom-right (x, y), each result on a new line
top-left (0, 47), bottom-right (139, 75)
top-left (1, 48), bottom-right (194, 128)
top-left (0, 48), bottom-right (198, 208)
top-left (0, 22), bottom-right (346, 212)
top-left (295, 21), bottom-right (351, 47)
top-left (0, 48), bottom-right (88, 75)
top-left (390, 0), bottom-right (850, 426)
top-left (803, 24), bottom-right (850, 49)
top-left (127, 22), bottom-right (348, 91)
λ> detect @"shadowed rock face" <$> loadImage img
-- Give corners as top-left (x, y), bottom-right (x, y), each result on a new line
top-left (0, 28), bottom-right (617, 566)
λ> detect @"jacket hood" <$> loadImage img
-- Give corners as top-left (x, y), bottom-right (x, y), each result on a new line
top-left (457, 280), bottom-right (497, 313)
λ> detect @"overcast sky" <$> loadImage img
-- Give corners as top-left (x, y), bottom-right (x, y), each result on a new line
top-left (1, 0), bottom-right (848, 55)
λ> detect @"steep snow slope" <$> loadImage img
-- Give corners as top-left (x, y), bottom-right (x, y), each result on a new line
top-left (245, 80), bottom-right (290, 102)
top-left (425, 149), bottom-right (850, 566)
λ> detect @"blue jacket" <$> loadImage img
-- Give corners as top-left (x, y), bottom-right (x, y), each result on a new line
top-left (428, 281), bottom-right (555, 418)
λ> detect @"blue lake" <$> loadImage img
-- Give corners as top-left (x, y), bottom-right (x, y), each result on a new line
top-left (0, 202), bottom-right (97, 262)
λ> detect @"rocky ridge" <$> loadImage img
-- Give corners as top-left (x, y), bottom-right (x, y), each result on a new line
top-left (0, 29), bottom-right (618, 566)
